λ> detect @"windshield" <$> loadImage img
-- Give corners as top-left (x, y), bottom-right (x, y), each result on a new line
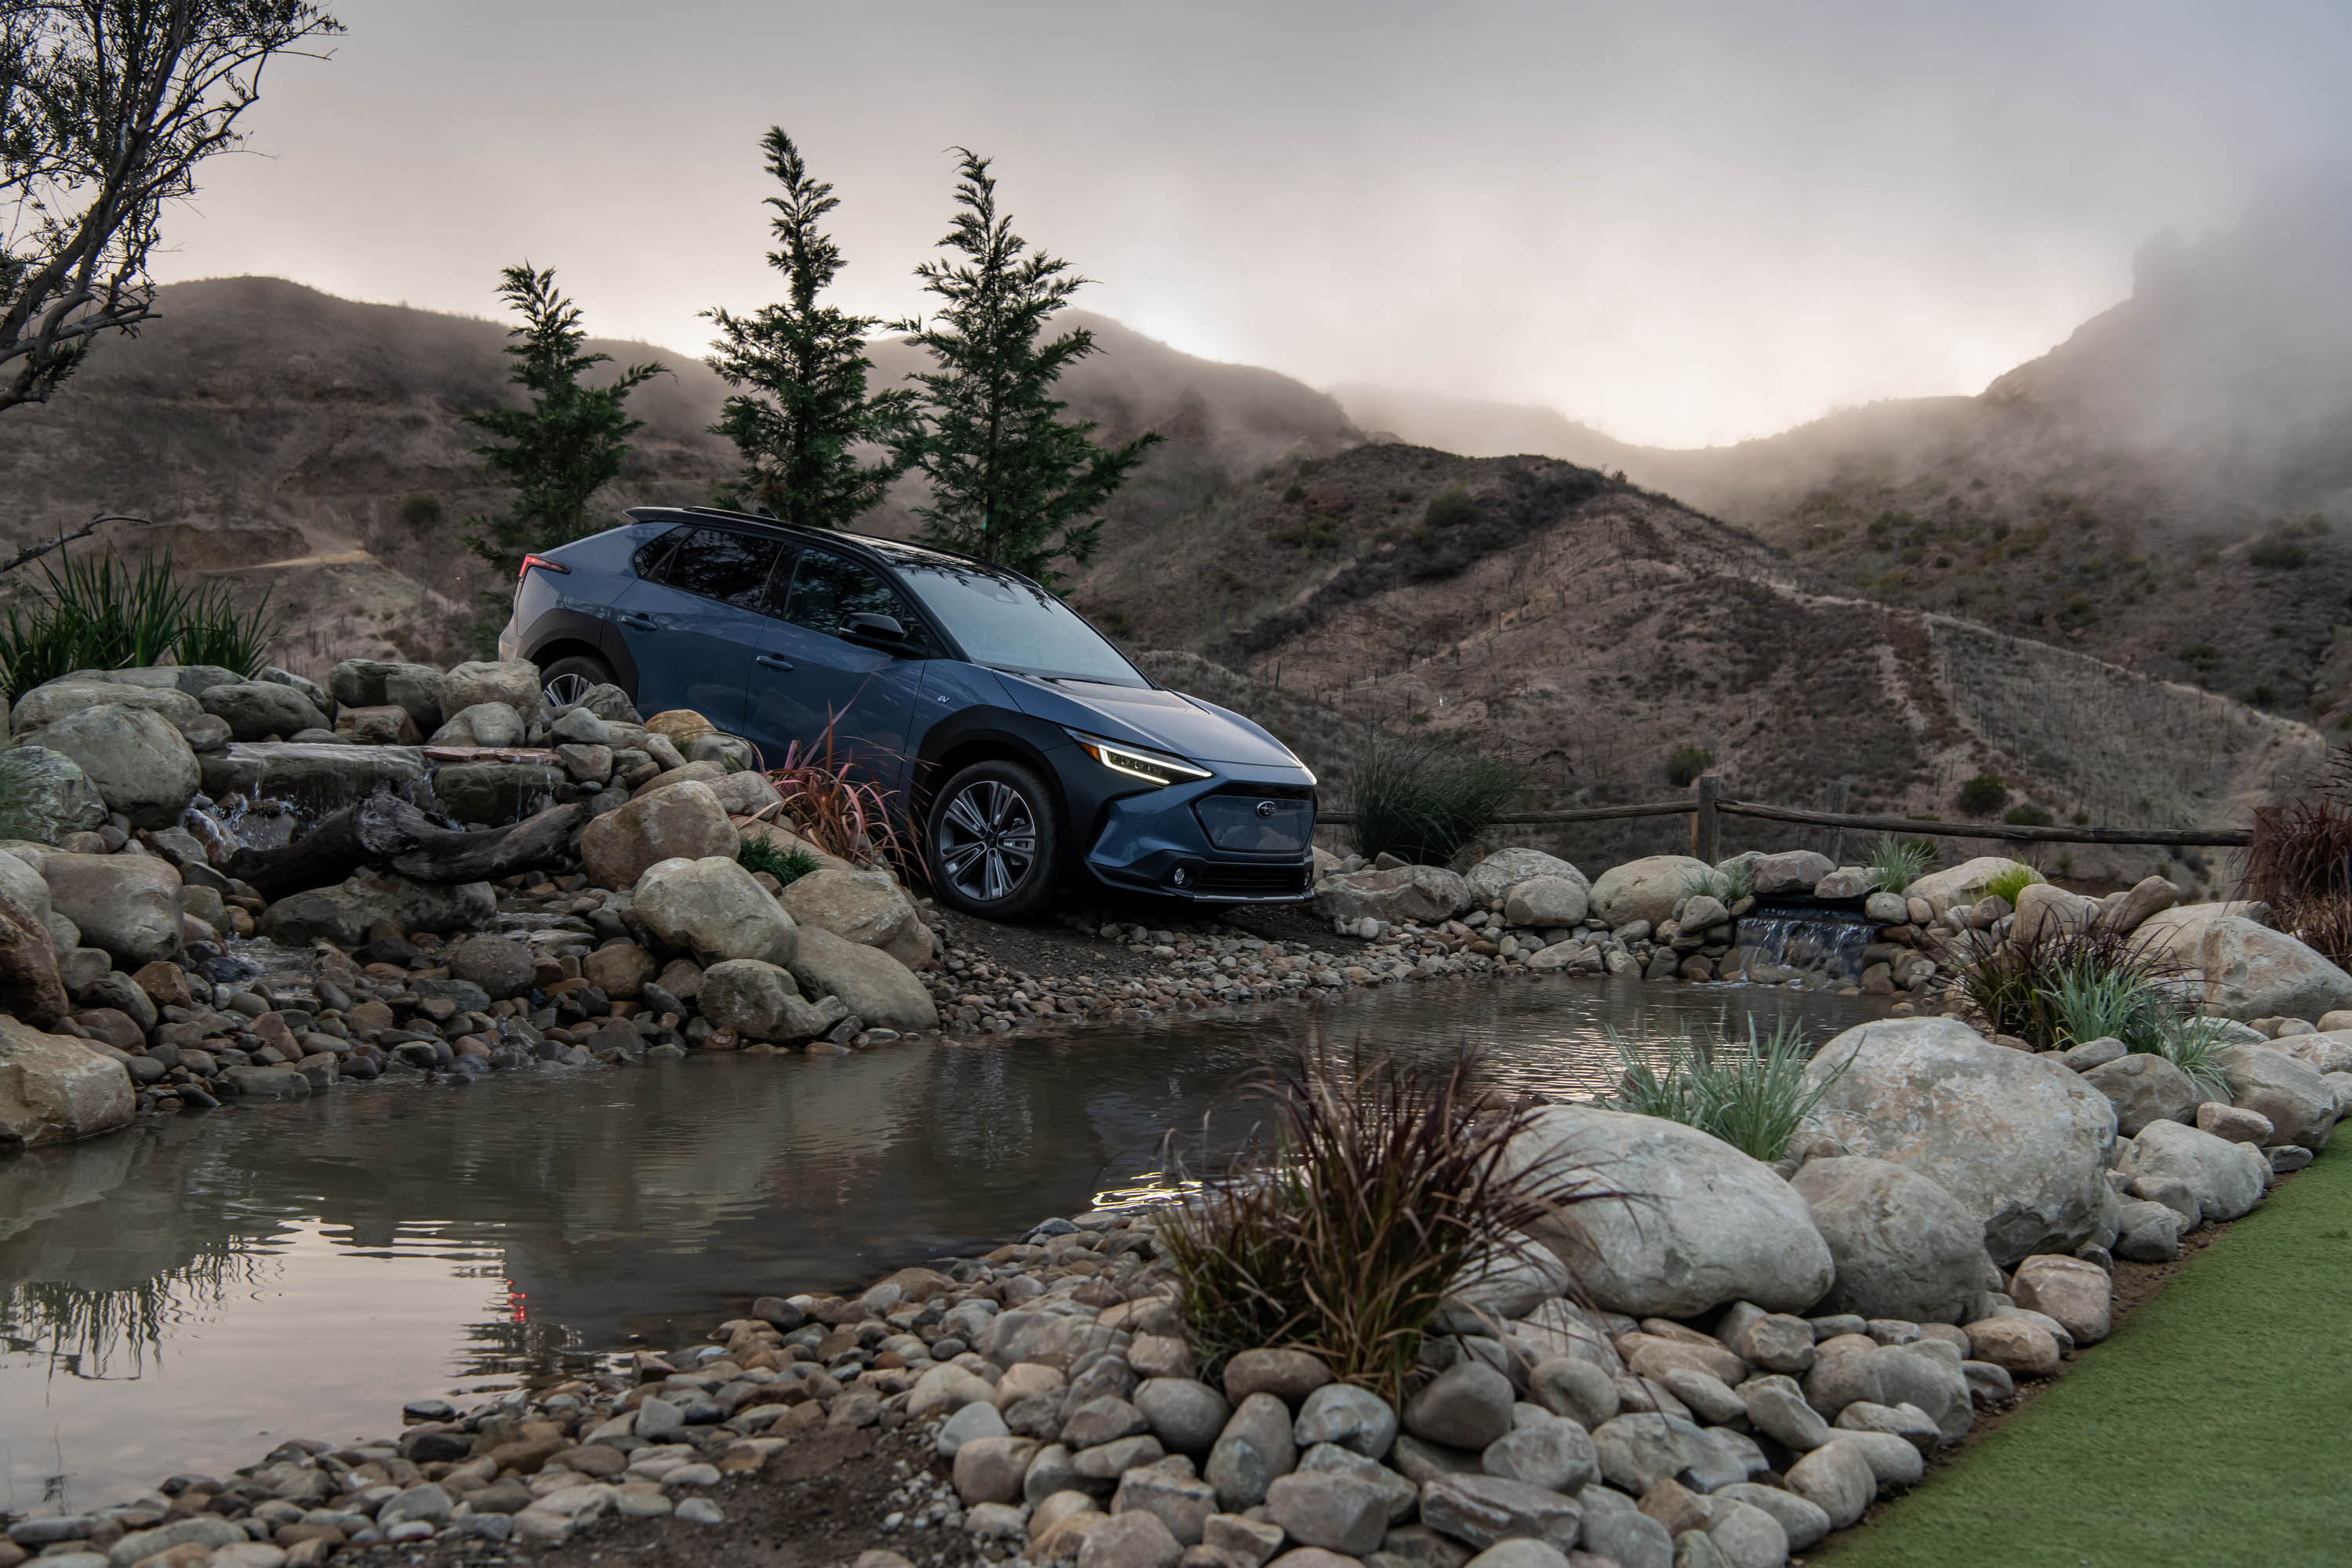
top-left (895, 563), bottom-right (1144, 685)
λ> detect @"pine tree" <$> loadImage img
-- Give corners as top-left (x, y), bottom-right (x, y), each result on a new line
top-left (704, 129), bottom-right (912, 528)
top-left (463, 264), bottom-right (666, 588)
top-left (892, 150), bottom-right (1160, 589)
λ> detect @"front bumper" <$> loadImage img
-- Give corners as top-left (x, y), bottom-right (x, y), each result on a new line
top-left (1078, 764), bottom-right (1318, 903)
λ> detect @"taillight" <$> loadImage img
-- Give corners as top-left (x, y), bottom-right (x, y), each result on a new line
top-left (520, 554), bottom-right (571, 579)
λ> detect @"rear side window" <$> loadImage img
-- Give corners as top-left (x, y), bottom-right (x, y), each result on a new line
top-left (657, 528), bottom-right (786, 609)
top-left (782, 549), bottom-right (933, 650)
top-left (632, 525), bottom-right (691, 580)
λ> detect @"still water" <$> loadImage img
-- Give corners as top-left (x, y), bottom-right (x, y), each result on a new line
top-left (0, 977), bottom-right (1885, 1518)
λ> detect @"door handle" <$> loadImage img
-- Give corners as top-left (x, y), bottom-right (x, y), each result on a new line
top-left (756, 654), bottom-right (794, 672)
top-left (617, 612), bottom-right (654, 630)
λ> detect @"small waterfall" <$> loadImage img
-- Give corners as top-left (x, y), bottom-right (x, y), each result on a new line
top-left (1724, 900), bottom-right (1878, 985)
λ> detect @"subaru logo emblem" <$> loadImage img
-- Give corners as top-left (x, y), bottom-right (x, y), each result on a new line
top-left (1255, 800), bottom-right (1276, 818)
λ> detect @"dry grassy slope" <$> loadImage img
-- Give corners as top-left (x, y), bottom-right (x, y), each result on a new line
top-left (0, 277), bottom-right (1358, 671)
top-left (1091, 443), bottom-right (2325, 891)
top-left (1338, 186), bottom-right (2352, 726)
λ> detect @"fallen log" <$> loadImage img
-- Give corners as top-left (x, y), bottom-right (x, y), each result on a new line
top-left (225, 791), bottom-right (590, 899)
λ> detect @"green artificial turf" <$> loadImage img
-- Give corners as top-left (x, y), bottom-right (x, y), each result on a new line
top-left (1818, 1148), bottom-right (2352, 1567)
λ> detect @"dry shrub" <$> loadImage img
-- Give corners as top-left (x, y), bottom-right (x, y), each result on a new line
top-left (760, 725), bottom-right (918, 877)
top-left (1155, 1040), bottom-right (1604, 1399)
top-left (2245, 787), bottom-right (2352, 967)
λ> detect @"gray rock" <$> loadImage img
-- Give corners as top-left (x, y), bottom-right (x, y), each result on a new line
top-left (1436, 1240), bottom-right (1576, 1331)
top-left (1801, 1018), bottom-right (2122, 1266)
top-left (1417, 1474), bottom-right (1582, 1554)
top-left (1714, 1306), bottom-right (1814, 1376)
top-left (0, 1015), bottom-right (134, 1146)
top-left (2112, 1198), bottom-right (2184, 1262)
top-left (200, 680), bottom-right (328, 741)
top-left (1781, 1442), bottom-right (1873, 1529)
top-left (580, 779), bottom-right (739, 891)
top-left (2081, 1053), bottom-right (2201, 1136)
top-left (2060, 1036), bottom-right (2129, 1073)
top-left (2200, 917), bottom-right (2352, 1023)
top-left (431, 702), bottom-right (528, 749)
top-left (1526, 1356), bottom-right (1619, 1428)
top-left (1833, 1401), bottom-right (1939, 1454)
top-left (1207, 1392), bottom-right (1298, 1510)
top-left (550, 706), bottom-right (612, 746)
top-left (791, 925), bottom-right (940, 1032)
top-left (1024, 1444), bottom-right (1079, 1504)
top-left (1114, 1467), bottom-right (1219, 1546)
top-left (1508, 1104), bottom-right (1833, 1317)
top-left (1733, 1375), bottom-right (1828, 1451)
top-left (1073, 1436), bottom-right (1166, 1479)
top-left (1388, 1433), bottom-right (1486, 1487)
top-left (0, 746), bottom-right (107, 844)
top-left (1574, 1484), bottom-right (1673, 1568)
top-left (1789, 1156), bottom-right (1993, 1325)
top-left (1588, 1414), bottom-right (1726, 1495)
top-left (1812, 868), bottom-right (1873, 900)
top-left (938, 1400), bottom-right (1011, 1457)
top-left (2213, 1042), bottom-right (2338, 1150)
top-left (1077, 1510), bottom-right (1181, 1568)
top-left (1703, 1499), bottom-right (1789, 1568)
top-left (1657, 1368), bottom-right (1745, 1428)
top-left (1823, 1429), bottom-right (1922, 1486)
top-left (955, 1436), bottom-right (1041, 1505)
top-left (1404, 1361), bottom-right (1515, 1450)
top-left (1735, 849), bottom-right (1835, 897)
top-left (1136, 1380), bottom-right (1232, 1456)
top-left (1295, 1383), bottom-right (1399, 1459)
top-left (634, 855), bottom-right (798, 967)
top-left (38, 851), bottom-right (181, 964)
top-left (1297, 1443), bottom-right (1415, 1524)
top-left (1504, 876), bottom-right (1589, 928)
top-left (450, 936), bottom-right (534, 1000)
top-left (378, 1483), bottom-right (455, 1529)
top-left (1459, 1543), bottom-right (1567, 1568)
top-left (1315, 865), bottom-right (1475, 927)
top-left (260, 869), bottom-right (492, 946)
top-left (699, 958), bottom-right (829, 1041)
top-left (1465, 848), bottom-right (1588, 906)
top-left (100, 1517), bottom-right (249, 1567)
top-left (1479, 1408), bottom-right (1597, 1493)
top-left (442, 659), bottom-right (543, 718)
top-left (1960, 1360), bottom-right (2015, 1406)
top-left (200, 742), bottom-right (430, 818)
top-left (1589, 855), bottom-right (1714, 928)
top-left (432, 761), bottom-right (563, 825)
top-left (27, 705), bottom-right (201, 829)
top-left (13, 677), bottom-right (200, 732)
top-left (2113, 1120), bottom-right (2269, 1225)
top-left (1265, 1471), bottom-right (1391, 1555)
top-left (1714, 1485), bottom-right (1826, 1552)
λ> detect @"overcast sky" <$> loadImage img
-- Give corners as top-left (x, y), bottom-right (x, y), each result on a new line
top-left (151, 0), bottom-right (2352, 448)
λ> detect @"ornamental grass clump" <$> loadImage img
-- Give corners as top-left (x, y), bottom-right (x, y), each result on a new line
top-left (762, 724), bottom-right (917, 876)
top-left (738, 834), bottom-right (819, 887)
top-left (0, 549), bottom-right (281, 698)
top-left (1156, 1042), bottom-right (1602, 1399)
top-left (1602, 1018), bottom-right (1845, 1162)
top-left (1980, 861), bottom-right (2046, 908)
top-left (1348, 739), bottom-right (1523, 866)
top-left (1948, 921), bottom-right (2172, 1051)
top-left (1867, 836), bottom-right (1936, 894)
top-left (2244, 786), bottom-right (2352, 967)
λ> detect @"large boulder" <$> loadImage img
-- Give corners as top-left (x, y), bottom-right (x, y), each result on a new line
top-left (2212, 1043), bottom-right (2338, 1150)
top-left (38, 852), bottom-right (182, 964)
top-left (580, 780), bottom-right (738, 891)
top-left (2113, 1120), bottom-right (2269, 1224)
top-left (1801, 1018), bottom-right (2120, 1265)
top-left (12, 677), bottom-right (201, 732)
top-left (1904, 857), bottom-right (2035, 905)
top-left (259, 870), bottom-right (494, 946)
top-left (780, 868), bottom-right (934, 970)
top-left (329, 658), bottom-right (448, 724)
top-left (1715, 848), bottom-right (1834, 896)
top-left (1504, 877), bottom-right (1588, 928)
top-left (2198, 918), bottom-right (2352, 1023)
top-left (441, 659), bottom-right (543, 718)
top-left (200, 743), bottom-right (430, 817)
top-left (105, 664), bottom-right (242, 698)
top-left (632, 855), bottom-right (798, 967)
top-left (2134, 902), bottom-right (2259, 966)
top-left (199, 680), bottom-right (329, 741)
top-left (430, 702), bottom-right (527, 749)
top-left (431, 762), bottom-right (564, 825)
top-left (699, 958), bottom-right (829, 1041)
top-left (2012, 883), bottom-right (2098, 945)
top-left (2092, 876), bottom-right (2182, 937)
top-left (1503, 1104), bottom-right (1833, 1318)
top-left (2080, 1053), bottom-right (2202, 1135)
top-left (791, 926), bottom-right (940, 1033)
top-left (1313, 865), bottom-right (1472, 927)
top-left (1788, 1156), bottom-right (1993, 1325)
top-left (1588, 855), bottom-right (1711, 929)
top-left (1465, 849), bottom-right (1588, 906)
top-left (0, 1015), bottom-right (133, 1149)
top-left (26, 704), bottom-right (201, 828)
top-left (0, 745), bottom-right (107, 842)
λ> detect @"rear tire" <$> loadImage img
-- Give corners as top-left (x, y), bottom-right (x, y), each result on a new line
top-left (927, 759), bottom-right (1061, 920)
top-left (540, 652), bottom-right (617, 710)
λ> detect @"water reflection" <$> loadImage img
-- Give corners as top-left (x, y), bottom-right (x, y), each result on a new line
top-left (0, 977), bottom-right (1883, 1515)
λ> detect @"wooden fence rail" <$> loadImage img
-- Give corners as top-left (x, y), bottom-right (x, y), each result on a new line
top-left (1315, 775), bottom-right (2254, 857)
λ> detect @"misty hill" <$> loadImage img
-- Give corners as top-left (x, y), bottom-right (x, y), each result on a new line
top-left (0, 277), bottom-right (1357, 666)
top-left (1338, 180), bottom-right (2352, 728)
top-left (1069, 442), bottom-right (2324, 887)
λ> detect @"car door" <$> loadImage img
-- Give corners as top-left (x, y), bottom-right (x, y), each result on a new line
top-left (603, 525), bottom-right (788, 736)
top-left (744, 545), bottom-right (933, 793)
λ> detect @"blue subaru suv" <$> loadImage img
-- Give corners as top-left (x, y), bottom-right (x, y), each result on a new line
top-left (498, 506), bottom-right (1318, 918)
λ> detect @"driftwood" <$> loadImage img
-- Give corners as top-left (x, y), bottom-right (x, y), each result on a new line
top-left (225, 791), bottom-right (590, 899)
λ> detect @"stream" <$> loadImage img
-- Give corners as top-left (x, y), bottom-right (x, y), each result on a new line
top-left (1, 976), bottom-right (1887, 1519)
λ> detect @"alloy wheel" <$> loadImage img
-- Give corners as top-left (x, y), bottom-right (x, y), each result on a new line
top-left (936, 779), bottom-right (1040, 906)
top-left (543, 671), bottom-right (597, 709)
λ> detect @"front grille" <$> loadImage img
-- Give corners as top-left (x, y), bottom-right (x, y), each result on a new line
top-left (1190, 863), bottom-right (1314, 898)
top-left (1194, 793), bottom-right (1315, 853)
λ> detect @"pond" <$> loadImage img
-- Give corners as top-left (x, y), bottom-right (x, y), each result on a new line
top-left (0, 976), bottom-right (1887, 1518)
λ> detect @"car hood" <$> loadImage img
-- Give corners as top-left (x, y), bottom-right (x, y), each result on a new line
top-left (998, 674), bottom-right (1304, 768)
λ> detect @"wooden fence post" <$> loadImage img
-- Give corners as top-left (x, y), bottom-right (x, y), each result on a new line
top-left (1693, 775), bottom-right (1721, 863)
top-left (1824, 781), bottom-right (1850, 865)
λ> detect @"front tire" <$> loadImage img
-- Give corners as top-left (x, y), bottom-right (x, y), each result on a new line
top-left (927, 760), bottom-right (1061, 920)
top-left (540, 652), bottom-right (617, 710)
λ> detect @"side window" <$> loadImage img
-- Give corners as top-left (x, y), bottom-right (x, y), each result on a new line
top-left (662, 528), bottom-right (786, 609)
top-left (782, 550), bottom-right (934, 650)
top-left (632, 525), bottom-right (692, 581)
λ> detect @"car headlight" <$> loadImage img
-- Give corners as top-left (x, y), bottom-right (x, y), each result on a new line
top-left (1069, 731), bottom-right (1212, 786)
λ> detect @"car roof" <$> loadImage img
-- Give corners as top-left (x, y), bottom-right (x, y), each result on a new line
top-left (623, 506), bottom-right (1025, 582)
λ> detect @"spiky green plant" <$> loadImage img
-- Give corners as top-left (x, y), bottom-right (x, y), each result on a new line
top-left (1867, 837), bottom-right (1936, 894)
top-left (1980, 862), bottom-right (2046, 908)
top-left (0, 550), bottom-right (281, 697)
top-left (739, 834), bottom-right (819, 887)
top-left (1601, 1018), bottom-right (1847, 1162)
top-left (1349, 739), bottom-right (1523, 866)
top-left (2145, 1007), bottom-right (2235, 1100)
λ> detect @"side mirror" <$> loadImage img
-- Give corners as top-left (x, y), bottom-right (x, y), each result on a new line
top-left (844, 612), bottom-right (916, 653)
